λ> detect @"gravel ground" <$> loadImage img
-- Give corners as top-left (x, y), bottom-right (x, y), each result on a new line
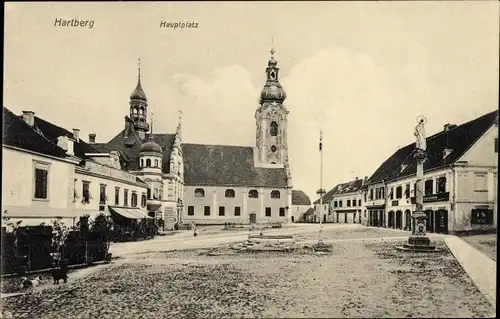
top-left (293, 226), bottom-right (407, 241)
top-left (1, 240), bottom-right (494, 318)
top-left (461, 234), bottom-right (497, 261)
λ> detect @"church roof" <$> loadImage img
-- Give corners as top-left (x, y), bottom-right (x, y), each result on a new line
top-left (2, 107), bottom-right (68, 159)
top-left (182, 143), bottom-right (288, 188)
top-left (292, 190), bottom-right (311, 205)
top-left (365, 110), bottom-right (499, 186)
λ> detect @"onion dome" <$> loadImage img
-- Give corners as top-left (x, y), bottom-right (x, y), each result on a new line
top-left (140, 134), bottom-right (162, 153)
top-left (130, 59), bottom-right (147, 101)
top-left (260, 48), bottom-right (287, 104)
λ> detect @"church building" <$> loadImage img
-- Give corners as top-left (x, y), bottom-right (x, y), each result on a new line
top-left (92, 49), bottom-right (304, 228)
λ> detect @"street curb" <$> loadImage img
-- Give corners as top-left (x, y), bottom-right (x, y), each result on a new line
top-left (444, 235), bottom-right (496, 312)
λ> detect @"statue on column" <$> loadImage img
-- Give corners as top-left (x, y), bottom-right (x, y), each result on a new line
top-left (414, 116), bottom-right (427, 152)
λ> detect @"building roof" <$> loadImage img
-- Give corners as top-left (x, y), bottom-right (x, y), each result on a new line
top-left (182, 143), bottom-right (288, 188)
top-left (31, 115), bottom-right (100, 159)
top-left (292, 190), bottom-right (311, 205)
top-left (313, 178), bottom-right (364, 204)
top-left (366, 110), bottom-right (499, 186)
top-left (303, 207), bottom-right (315, 215)
top-left (94, 129), bottom-right (176, 173)
top-left (2, 107), bottom-right (68, 159)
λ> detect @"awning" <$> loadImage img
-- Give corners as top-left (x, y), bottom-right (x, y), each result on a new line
top-left (108, 206), bottom-right (153, 220)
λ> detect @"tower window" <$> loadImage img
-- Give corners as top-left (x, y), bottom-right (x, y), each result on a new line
top-left (271, 145), bottom-right (277, 152)
top-left (146, 159), bottom-right (151, 167)
top-left (270, 71), bottom-right (276, 80)
top-left (154, 159), bottom-right (159, 167)
top-left (194, 188), bottom-right (205, 197)
top-left (270, 122), bottom-right (278, 136)
top-left (140, 158), bottom-right (144, 167)
top-left (225, 189), bottom-right (235, 198)
top-left (271, 190), bottom-right (280, 199)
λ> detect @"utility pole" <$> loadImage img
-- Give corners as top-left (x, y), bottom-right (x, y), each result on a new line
top-left (317, 130), bottom-right (326, 243)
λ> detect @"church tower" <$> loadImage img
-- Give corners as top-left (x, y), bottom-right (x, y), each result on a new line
top-left (129, 59), bottom-right (150, 140)
top-left (255, 47), bottom-right (289, 168)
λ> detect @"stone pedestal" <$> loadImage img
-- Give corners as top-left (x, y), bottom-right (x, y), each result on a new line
top-left (397, 210), bottom-right (438, 252)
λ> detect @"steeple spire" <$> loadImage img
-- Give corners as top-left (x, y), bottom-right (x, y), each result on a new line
top-left (130, 57), bottom-right (147, 101)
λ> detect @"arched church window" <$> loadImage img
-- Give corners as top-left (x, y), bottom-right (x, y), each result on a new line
top-left (133, 107), bottom-right (138, 114)
top-left (248, 189), bottom-right (259, 198)
top-left (140, 158), bottom-right (144, 168)
top-left (271, 190), bottom-right (280, 199)
top-left (139, 107), bottom-right (144, 114)
top-left (194, 188), bottom-right (205, 198)
top-left (225, 189), bottom-right (235, 198)
top-left (154, 159), bottom-right (159, 167)
top-left (146, 159), bottom-right (151, 167)
top-left (270, 122), bottom-right (279, 136)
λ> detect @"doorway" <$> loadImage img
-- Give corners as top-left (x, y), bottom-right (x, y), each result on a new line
top-left (404, 210), bottom-right (412, 231)
top-left (434, 210), bottom-right (448, 234)
top-left (249, 213), bottom-right (257, 224)
top-left (395, 211), bottom-right (403, 229)
top-left (388, 211), bottom-right (395, 228)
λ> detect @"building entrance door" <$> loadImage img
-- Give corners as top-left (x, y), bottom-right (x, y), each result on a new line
top-left (434, 210), bottom-right (448, 234)
top-left (249, 213), bottom-right (257, 224)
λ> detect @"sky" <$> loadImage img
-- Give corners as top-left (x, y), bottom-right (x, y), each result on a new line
top-left (4, 1), bottom-right (499, 203)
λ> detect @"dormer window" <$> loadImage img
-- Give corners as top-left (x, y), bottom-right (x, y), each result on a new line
top-left (400, 164), bottom-right (408, 173)
top-left (443, 149), bottom-right (453, 159)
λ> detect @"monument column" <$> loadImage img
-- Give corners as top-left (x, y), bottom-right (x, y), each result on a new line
top-left (399, 115), bottom-right (437, 252)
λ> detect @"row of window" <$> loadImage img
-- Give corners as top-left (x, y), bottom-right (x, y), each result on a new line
top-left (332, 199), bottom-right (362, 208)
top-left (140, 158), bottom-right (161, 168)
top-left (194, 188), bottom-right (282, 199)
top-left (366, 177), bottom-right (448, 201)
top-left (76, 181), bottom-right (147, 209)
top-left (186, 206), bottom-right (286, 217)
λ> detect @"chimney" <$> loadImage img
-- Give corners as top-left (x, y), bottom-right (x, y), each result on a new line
top-left (89, 133), bottom-right (96, 144)
top-left (444, 123), bottom-right (457, 132)
top-left (22, 111), bottom-right (35, 126)
top-left (72, 128), bottom-right (80, 143)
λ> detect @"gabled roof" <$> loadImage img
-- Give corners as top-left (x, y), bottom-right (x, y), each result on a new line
top-left (95, 130), bottom-right (176, 173)
top-left (292, 190), bottom-right (311, 205)
top-left (182, 143), bottom-right (288, 188)
top-left (366, 110), bottom-right (499, 185)
top-left (3, 107), bottom-right (68, 159)
top-left (31, 115), bottom-right (100, 158)
top-left (313, 178), bottom-right (364, 204)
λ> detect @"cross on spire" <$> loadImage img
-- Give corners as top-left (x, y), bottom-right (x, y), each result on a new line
top-left (138, 57), bottom-right (141, 81)
top-left (270, 37), bottom-right (275, 57)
